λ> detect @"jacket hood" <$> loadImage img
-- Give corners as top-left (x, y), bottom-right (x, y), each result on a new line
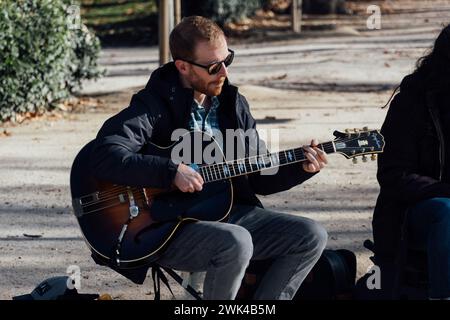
top-left (130, 62), bottom-right (194, 128)
top-left (145, 62), bottom-right (191, 103)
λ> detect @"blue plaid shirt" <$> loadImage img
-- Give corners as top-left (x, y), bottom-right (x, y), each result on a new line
top-left (189, 96), bottom-right (221, 140)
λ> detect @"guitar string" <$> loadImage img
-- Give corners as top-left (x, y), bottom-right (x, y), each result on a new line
top-left (81, 182), bottom-right (177, 208)
top-left (87, 142), bottom-right (371, 204)
top-left (81, 186), bottom-right (174, 208)
top-left (93, 184), bottom-right (170, 201)
top-left (81, 189), bottom-right (144, 207)
top-left (200, 148), bottom-right (330, 182)
top-left (81, 185), bottom-right (141, 202)
top-left (83, 185), bottom-right (142, 199)
top-left (81, 155), bottom-right (378, 210)
top-left (86, 148), bottom-right (308, 199)
top-left (86, 135), bottom-right (373, 194)
top-left (82, 144), bottom-right (357, 203)
top-left (201, 146), bottom-right (310, 178)
top-left (80, 138), bottom-right (377, 205)
top-left (95, 185), bottom-right (165, 201)
top-left (84, 143), bottom-right (333, 199)
top-left (199, 145), bottom-right (377, 183)
top-left (99, 144), bottom-right (370, 199)
top-left (200, 143), bottom-right (335, 182)
top-left (201, 140), bottom-right (377, 178)
top-left (81, 195), bottom-right (148, 215)
top-left (81, 187), bottom-right (172, 208)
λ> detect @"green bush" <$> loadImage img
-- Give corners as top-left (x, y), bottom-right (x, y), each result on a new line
top-left (182, 0), bottom-right (263, 26)
top-left (0, 0), bottom-right (102, 122)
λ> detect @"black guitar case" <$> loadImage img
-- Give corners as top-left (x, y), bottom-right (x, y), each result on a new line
top-left (295, 249), bottom-right (357, 300)
top-left (236, 249), bottom-right (357, 300)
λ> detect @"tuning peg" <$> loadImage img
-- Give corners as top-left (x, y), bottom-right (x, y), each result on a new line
top-left (363, 126), bottom-right (369, 131)
top-left (344, 129), bottom-right (352, 137)
top-left (371, 154), bottom-right (377, 161)
top-left (352, 158), bottom-right (358, 164)
top-left (362, 155), bottom-right (368, 163)
top-left (353, 128), bottom-right (360, 133)
top-left (333, 130), bottom-right (347, 138)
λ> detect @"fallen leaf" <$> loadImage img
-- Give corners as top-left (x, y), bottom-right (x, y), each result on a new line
top-left (23, 233), bottom-right (42, 238)
top-left (272, 73), bottom-right (287, 80)
top-left (0, 129), bottom-right (12, 137)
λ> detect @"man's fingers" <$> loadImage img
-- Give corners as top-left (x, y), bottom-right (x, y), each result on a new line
top-left (305, 152), bottom-right (320, 169)
top-left (192, 173), bottom-right (204, 190)
top-left (186, 175), bottom-right (203, 192)
top-left (308, 162), bottom-right (318, 172)
top-left (303, 146), bottom-right (317, 157)
top-left (181, 185), bottom-right (191, 193)
top-left (314, 147), bottom-right (328, 164)
top-left (192, 180), bottom-right (203, 191)
top-left (174, 163), bottom-right (204, 192)
top-left (307, 144), bottom-right (328, 165)
top-left (301, 139), bottom-right (328, 173)
top-left (195, 172), bottom-right (204, 185)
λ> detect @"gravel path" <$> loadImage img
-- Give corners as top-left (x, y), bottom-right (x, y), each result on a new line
top-left (1, 2), bottom-right (449, 299)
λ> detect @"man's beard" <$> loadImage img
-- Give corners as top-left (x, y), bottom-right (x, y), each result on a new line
top-left (206, 80), bottom-right (225, 96)
top-left (189, 71), bottom-right (225, 97)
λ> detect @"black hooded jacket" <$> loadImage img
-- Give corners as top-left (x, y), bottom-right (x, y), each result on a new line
top-left (89, 62), bottom-right (316, 210)
top-left (373, 73), bottom-right (450, 259)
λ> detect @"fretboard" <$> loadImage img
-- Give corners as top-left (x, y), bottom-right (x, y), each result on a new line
top-left (197, 141), bottom-right (335, 183)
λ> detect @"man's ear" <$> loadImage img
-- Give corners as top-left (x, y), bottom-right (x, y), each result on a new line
top-left (175, 60), bottom-right (189, 75)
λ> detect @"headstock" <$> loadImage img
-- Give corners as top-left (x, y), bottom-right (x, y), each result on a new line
top-left (333, 127), bottom-right (385, 163)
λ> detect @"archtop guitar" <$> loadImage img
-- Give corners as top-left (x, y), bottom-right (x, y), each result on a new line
top-left (70, 128), bottom-right (384, 269)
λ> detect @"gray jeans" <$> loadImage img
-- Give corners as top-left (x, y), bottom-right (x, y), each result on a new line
top-left (157, 205), bottom-right (328, 300)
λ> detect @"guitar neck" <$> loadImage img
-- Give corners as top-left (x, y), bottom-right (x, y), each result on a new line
top-left (198, 141), bottom-right (336, 183)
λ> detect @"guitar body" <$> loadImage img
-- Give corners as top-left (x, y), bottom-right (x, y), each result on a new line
top-left (70, 132), bottom-right (233, 268)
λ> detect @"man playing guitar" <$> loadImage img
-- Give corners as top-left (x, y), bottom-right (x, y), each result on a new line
top-left (88, 16), bottom-right (328, 300)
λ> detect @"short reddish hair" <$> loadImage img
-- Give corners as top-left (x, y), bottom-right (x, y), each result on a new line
top-left (169, 16), bottom-right (225, 61)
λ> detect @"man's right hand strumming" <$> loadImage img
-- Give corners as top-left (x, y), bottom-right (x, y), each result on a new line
top-left (174, 163), bottom-right (204, 193)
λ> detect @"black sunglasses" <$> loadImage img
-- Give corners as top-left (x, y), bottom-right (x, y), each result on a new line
top-left (181, 49), bottom-right (234, 75)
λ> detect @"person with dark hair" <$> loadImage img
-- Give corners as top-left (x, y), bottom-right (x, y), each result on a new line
top-left (88, 16), bottom-right (328, 300)
top-left (373, 24), bottom-right (450, 299)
